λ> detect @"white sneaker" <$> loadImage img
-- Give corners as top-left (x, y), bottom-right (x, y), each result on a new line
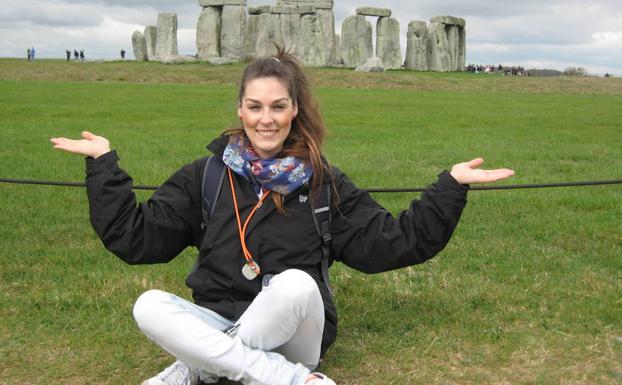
top-left (303, 372), bottom-right (337, 385)
top-left (141, 361), bottom-right (199, 385)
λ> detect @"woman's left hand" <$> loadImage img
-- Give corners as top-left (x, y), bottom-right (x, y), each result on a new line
top-left (450, 158), bottom-right (515, 184)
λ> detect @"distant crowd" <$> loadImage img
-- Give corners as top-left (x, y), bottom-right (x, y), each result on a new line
top-left (66, 49), bottom-right (86, 62)
top-left (466, 64), bottom-right (527, 76)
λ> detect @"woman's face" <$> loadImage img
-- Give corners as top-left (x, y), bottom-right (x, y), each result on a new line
top-left (238, 77), bottom-right (298, 159)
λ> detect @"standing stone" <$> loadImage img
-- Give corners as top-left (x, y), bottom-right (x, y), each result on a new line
top-left (280, 12), bottom-right (302, 54)
top-left (427, 22), bottom-right (450, 71)
top-left (458, 25), bottom-right (466, 71)
top-left (340, 15), bottom-right (372, 68)
top-left (405, 20), bottom-right (428, 70)
top-left (143, 26), bottom-right (157, 60)
top-left (334, 33), bottom-right (342, 65)
top-left (155, 13), bottom-right (178, 60)
top-left (376, 17), bottom-right (401, 69)
top-left (254, 13), bottom-right (283, 58)
top-left (221, 5), bottom-right (246, 59)
top-left (296, 13), bottom-right (329, 66)
top-left (428, 16), bottom-right (466, 71)
top-left (244, 14), bottom-right (261, 58)
top-left (315, 8), bottom-right (338, 65)
top-left (132, 31), bottom-right (148, 61)
top-left (197, 6), bottom-right (222, 59)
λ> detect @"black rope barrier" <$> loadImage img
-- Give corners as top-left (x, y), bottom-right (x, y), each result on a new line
top-left (1, 177), bottom-right (621, 193)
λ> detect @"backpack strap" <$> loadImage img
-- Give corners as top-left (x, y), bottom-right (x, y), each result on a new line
top-left (311, 183), bottom-right (334, 297)
top-left (201, 156), bottom-right (226, 229)
top-left (191, 156), bottom-right (226, 275)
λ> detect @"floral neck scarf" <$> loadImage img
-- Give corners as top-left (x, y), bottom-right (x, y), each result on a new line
top-left (222, 135), bottom-right (312, 196)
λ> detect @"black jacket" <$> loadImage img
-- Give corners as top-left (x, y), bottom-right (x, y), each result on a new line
top-left (85, 135), bottom-right (468, 355)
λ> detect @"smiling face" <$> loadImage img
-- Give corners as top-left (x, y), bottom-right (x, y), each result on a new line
top-left (238, 77), bottom-right (298, 159)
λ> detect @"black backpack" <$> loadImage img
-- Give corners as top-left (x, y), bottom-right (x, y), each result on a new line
top-left (196, 156), bottom-right (334, 295)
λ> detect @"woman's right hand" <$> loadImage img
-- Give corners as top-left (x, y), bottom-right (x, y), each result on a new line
top-left (50, 131), bottom-right (111, 159)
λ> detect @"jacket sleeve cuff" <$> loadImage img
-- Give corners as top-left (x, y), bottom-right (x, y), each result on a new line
top-left (85, 150), bottom-right (119, 173)
top-left (438, 170), bottom-right (469, 192)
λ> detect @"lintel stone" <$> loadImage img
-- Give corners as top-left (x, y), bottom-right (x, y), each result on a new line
top-left (199, 0), bottom-right (246, 6)
top-left (248, 5), bottom-right (271, 14)
top-left (430, 15), bottom-right (465, 27)
top-left (271, 5), bottom-right (315, 14)
top-left (356, 7), bottom-right (391, 17)
top-left (276, 0), bottom-right (332, 10)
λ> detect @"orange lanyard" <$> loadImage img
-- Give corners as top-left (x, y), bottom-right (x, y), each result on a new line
top-left (227, 167), bottom-right (271, 276)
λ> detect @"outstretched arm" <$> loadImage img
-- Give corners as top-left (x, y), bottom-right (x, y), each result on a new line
top-left (50, 131), bottom-right (111, 159)
top-left (450, 158), bottom-right (514, 185)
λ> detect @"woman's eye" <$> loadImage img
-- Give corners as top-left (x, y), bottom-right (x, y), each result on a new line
top-left (248, 105), bottom-right (260, 111)
top-left (273, 105), bottom-right (285, 111)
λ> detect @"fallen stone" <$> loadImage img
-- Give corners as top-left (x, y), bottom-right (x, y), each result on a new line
top-left (340, 15), bottom-right (372, 67)
top-left (248, 5), bottom-right (271, 15)
top-left (404, 20), bottom-right (428, 70)
top-left (143, 26), bottom-right (157, 60)
top-left (199, 0), bottom-right (246, 6)
top-left (220, 5), bottom-right (246, 59)
top-left (376, 17), bottom-right (401, 69)
top-left (355, 56), bottom-right (384, 72)
top-left (207, 56), bottom-right (238, 65)
top-left (430, 15), bottom-right (465, 27)
top-left (197, 6), bottom-right (222, 59)
top-left (160, 55), bottom-right (198, 64)
top-left (356, 7), bottom-right (391, 18)
top-left (131, 31), bottom-right (148, 61)
top-left (155, 13), bottom-right (178, 60)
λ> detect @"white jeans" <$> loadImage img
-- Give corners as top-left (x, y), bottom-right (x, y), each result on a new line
top-left (132, 269), bottom-right (325, 385)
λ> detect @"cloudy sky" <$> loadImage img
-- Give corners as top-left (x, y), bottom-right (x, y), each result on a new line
top-left (2, 0), bottom-right (621, 75)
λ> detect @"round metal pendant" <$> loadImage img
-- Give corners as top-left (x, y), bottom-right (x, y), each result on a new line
top-left (241, 263), bottom-right (259, 280)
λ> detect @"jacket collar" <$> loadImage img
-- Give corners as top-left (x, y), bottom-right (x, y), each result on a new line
top-left (206, 134), bottom-right (230, 157)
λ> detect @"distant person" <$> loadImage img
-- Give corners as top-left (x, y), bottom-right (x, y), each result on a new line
top-left (120, 49), bottom-right (126, 60)
top-left (27, 48), bottom-right (31, 61)
top-left (30, 47), bottom-right (35, 61)
top-left (66, 50), bottom-right (71, 62)
top-left (80, 49), bottom-right (85, 63)
top-left (74, 50), bottom-right (79, 61)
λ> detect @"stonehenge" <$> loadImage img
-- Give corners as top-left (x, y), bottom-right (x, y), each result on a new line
top-left (130, 4), bottom-right (467, 72)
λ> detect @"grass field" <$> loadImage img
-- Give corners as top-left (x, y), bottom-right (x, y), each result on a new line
top-left (1, 59), bottom-right (621, 385)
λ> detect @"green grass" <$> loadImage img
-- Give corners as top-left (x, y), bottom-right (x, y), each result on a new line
top-left (1, 59), bottom-right (621, 385)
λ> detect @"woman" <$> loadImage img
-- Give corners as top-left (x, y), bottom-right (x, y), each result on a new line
top-left (51, 50), bottom-right (514, 385)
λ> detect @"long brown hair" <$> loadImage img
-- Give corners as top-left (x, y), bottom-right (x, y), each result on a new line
top-left (227, 47), bottom-right (330, 212)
